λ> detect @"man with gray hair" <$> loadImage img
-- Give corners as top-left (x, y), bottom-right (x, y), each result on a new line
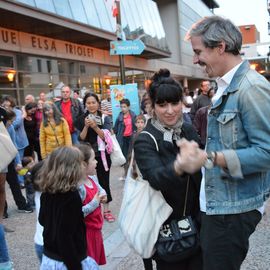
top-left (187, 16), bottom-right (270, 269)
top-left (24, 94), bottom-right (35, 104)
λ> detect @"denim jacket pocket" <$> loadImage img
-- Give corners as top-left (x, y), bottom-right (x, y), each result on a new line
top-left (216, 112), bottom-right (237, 148)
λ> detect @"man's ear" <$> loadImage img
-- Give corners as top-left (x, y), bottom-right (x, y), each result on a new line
top-left (217, 41), bottom-right (226, 54)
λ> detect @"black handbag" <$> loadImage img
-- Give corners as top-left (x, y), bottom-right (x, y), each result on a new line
top-left (155, 177), bottom-right (200, 262)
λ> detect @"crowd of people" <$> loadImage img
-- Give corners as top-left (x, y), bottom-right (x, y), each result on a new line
top-left (0, 15), bottom-right (270, 270)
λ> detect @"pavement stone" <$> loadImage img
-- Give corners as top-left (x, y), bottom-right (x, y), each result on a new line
top-left (3, 165), bottom-right (270, 269)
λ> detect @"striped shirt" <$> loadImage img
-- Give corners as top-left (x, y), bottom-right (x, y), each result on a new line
top-left (101, 99), bottom-right (112, 114)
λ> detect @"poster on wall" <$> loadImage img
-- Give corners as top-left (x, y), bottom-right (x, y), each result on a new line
top-left (110, 83), bottom-right (140, 125)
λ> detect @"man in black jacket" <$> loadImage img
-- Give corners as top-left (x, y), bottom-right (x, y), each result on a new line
top-left (190, 80), bottom-right (211, 121)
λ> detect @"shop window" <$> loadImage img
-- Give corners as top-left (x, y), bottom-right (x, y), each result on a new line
top-left (0, 55), bottom-right (14, 68)
top-left (37, 59), bottom-right (42, 72)
top-left (0, 71), bottom-right (16, 88)
top-left (17, 55), bottom-right (32, 72)
top-left (18, 72), bottom-right (51, 89)
top-left (69, 62), bottom-right (75, 74)
top-left (80, 64), bottom-right (86, 74)
top-left (47, 60), bottom-right (52, 73)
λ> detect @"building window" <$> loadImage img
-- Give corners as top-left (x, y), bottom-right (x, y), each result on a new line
top-left (37, 59), bottom-right (42, 72)
top-left (47, 60), bottom-right (52, 73)
top-left (80, 64), bottom-right (86, 74)
top-left (0, 55), bottom-right (14, 68)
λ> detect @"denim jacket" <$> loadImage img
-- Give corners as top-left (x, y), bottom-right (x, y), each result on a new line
top-left (113, 110), bottom-right (136, 148)
top-left (205, 60), bottom-right (270, 215)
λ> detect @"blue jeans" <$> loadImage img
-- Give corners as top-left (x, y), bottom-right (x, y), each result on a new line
top-left (17, 148), bottom-right (25, 185)
top-left (0, 224), bottom-right (11, 268)
top-left (35, 243), bottom-right (43, 263)
top-left (71, 130), bottom-right (80, 145)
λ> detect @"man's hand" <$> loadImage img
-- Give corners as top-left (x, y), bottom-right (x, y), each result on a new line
top-left (174, 139), bottom-right (207, 174)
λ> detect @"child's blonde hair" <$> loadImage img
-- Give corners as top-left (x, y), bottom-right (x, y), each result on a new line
top-left (39, 146), bottom-right (83, 193)
top-left (75, 143), bottom-right (94, 164)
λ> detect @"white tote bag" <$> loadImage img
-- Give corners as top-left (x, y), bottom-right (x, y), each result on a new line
top-left (110, 134), bottom-right (126, 166)
top-left (118, 131), bottom-right (173, 258)
top-left (0, 121), bottom-right (18, 171)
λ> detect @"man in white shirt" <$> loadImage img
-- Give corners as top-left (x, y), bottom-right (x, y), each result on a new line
top-left (187, 16), bottom-right (270, 270)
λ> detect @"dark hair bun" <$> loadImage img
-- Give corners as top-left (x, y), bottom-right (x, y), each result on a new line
top-left (152, 68), bottom-right (170, 83)
top-left (158, 68), bottom-right (170, 78)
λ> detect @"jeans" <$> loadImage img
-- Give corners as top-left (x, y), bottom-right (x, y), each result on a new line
top-left (17, 148), bottom-right (25, 185)
top-left (0, 224), bottom-right (10, 264)
top-left (71, 130), bottom-right (80, 145)
top-left (35, 243), bottom-right (43, 263)
top-left (200, 210), bottom-right (261, 270)
top-left (122, 136), bottom-right (132, 160)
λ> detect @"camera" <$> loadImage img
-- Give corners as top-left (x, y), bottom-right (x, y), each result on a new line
top-left (88, 114), bottom-right (95, 120)
top-left (87, 114), bottom-right (102, 125)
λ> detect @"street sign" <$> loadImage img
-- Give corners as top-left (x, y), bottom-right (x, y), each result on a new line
top-left (110, 40), bottom-right (145, 55)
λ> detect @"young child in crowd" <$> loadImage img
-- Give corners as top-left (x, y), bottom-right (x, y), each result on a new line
top-left (76, 143), bottom-right (107, 266)
top-left (134, 114), bottom-right (146, 135)
top-left (38, 146), bottom-right (98, 270)
top-left (19, 156), bottom-right (36, 209)
top-left (124, 114), bottom-right (146, 178)
top-left (21, 160), bottom-right (45, 263)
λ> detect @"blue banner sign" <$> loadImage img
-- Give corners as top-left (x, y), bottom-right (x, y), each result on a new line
top-left (110, 40), bottom-right (145, 55)
top-left (110, 83), bottom-right (140, 125)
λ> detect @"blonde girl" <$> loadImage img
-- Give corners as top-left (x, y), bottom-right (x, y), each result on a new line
top-left (38, 146), bottom-right (98, 270)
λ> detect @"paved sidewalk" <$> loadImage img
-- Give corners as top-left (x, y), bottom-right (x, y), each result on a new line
top-left (3, 165), bottom-right (270, 269)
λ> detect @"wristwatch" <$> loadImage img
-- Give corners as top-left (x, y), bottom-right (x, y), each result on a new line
top-left (204, 152), bottom-right (217, 170)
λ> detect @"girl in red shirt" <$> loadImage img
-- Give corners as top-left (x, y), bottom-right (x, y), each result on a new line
top-left (76, 143), bottom-right (107, 265)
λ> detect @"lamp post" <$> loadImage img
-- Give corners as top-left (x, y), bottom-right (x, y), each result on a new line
top-left (115, 0), bottom-right (126, 85)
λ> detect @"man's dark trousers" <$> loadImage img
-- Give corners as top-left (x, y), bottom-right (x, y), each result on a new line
top-left (200, 210), bottom-right (261, 270)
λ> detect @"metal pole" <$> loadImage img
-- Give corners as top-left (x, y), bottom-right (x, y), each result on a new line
top-left (115, 0), bottom-right (125, 85)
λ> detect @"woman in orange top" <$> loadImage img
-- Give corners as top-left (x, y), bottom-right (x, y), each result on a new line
top-left (39, 101), bottom-right (71, 159)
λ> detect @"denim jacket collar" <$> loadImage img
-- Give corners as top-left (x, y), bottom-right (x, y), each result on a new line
top-left (212, 60), bottom-right (250, 109)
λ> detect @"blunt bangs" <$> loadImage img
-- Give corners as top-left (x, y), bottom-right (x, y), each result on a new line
top-left (154, 84), bottom-right (182, 104)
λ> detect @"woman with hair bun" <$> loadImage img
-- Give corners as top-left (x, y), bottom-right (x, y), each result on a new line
top-left (134, 69), bottom-right (207, 270)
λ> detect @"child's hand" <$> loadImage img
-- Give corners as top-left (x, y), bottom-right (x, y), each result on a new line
top-left (15, 164), bottom-right (23, 172)
top-left (94, 193), bottom-right (101, 203)
top-left (99, 195), bottom-right (107, 204)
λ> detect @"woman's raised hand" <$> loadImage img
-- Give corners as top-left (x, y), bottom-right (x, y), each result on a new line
top-left (174, 139), bottom-right (207, 174)
top-left (84, 117), bottom-right (97, 129)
